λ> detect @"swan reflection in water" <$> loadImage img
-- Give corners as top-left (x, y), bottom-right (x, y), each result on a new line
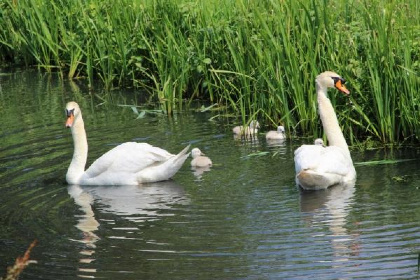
top-left (68, 180), bottom-right (190, 278)
top-left (191, 165), bottom-right (212, 179)
top-left (266, 138), bottom-right (286, 148)
top-left (299, 182), bottom-right (360, 263)
top-left (68, 185), bottom-right (100, 277)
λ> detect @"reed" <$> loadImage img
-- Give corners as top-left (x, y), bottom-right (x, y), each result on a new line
top-left (0, 0), bottom-right (419, 144)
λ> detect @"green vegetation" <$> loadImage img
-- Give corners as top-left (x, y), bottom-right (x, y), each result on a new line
top-left (1, 0), bottom-right (420, 144)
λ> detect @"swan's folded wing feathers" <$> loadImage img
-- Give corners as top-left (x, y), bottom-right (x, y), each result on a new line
top-left (294, 145), bottom-right (323, 172)
top-left (294, 145), bottom-right (350, 176)
top-left (316, 146), bottom-right (351, 176)
top-left (84, 142), bottom-right (173, 179)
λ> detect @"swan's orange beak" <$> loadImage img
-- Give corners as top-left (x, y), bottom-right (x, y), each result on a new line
top-left (66, 112), bottom-right (74, 128)
top-left (335, 80), bottom-right (350, 95)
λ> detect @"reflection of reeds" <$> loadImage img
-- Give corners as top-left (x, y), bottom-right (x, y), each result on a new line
top-left (1, 0), bottom-right (419, 143)
top-left (2, 240), bottom-right (37, 280)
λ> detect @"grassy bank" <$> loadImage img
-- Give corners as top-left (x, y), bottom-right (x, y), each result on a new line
top-left (1, 0), bottom-right (419, 145)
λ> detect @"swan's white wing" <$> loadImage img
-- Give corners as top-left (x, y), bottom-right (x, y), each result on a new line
top-left (316, 146), bottom-right (352, 175)
top-left (294, 145), bottom-right (323, 173)
top-left (294, 145), bottom-right (351, 175)
top-left (84, 142), bottom-right (174, 179)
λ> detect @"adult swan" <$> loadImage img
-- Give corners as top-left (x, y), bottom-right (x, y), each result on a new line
top-left (65, 101), bottom-right (190, 185)
top-left (294, 71), bottom-right (356, 190)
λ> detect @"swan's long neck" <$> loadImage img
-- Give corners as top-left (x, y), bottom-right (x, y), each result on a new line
top-left (66, 116), bottom-right (88, 184)
top-left (316, 84), bottom-right (349, 154)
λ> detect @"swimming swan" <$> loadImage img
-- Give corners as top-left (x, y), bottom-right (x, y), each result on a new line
top-left (65, 101), bottom-right (190, 185)
top-left (266, 126), bottom-right (286, 140)
top-left (190, 148), bottom-right (212, 167)
top-left (294, 71), bottom-right (356, 190)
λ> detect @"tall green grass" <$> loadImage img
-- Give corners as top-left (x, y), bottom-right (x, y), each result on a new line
top-left (0, 0), bottom-right (419, 144)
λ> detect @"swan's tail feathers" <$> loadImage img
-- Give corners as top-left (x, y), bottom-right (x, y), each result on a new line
top-left (137, 145), bottom-right (190, 183)
top-left (178, 144), bottom-right (191, 159)
top-left (296, 169), bottom-right (342, 190)
top-left (161, 144), bottom-right (191, 180)
top-left (172, 144), bottom-right (191, 168)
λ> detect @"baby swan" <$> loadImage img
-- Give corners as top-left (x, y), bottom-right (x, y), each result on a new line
top-left (233, 120), bottom-right (260, 136)
top-left (314, 138), bottom-right (325, 147)
top-left (266, 126), bottom-right (286, 140)
top-left (191, 148), bottom-right (212, 167)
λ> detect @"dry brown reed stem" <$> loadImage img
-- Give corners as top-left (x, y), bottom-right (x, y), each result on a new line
top-left (2, 240), bottom-right (37, 280)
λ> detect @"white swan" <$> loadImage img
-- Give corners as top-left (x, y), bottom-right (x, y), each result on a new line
top-left (190, 148), bottom-right (212, 167)
top-left (294, 71), bottom-right (356, 190)
top-left (266, 126), bottom-right (286, 140)
top-left (232, 120), bottom-right (260, 136)
top-left (65, 101), bottom-right (190, 185)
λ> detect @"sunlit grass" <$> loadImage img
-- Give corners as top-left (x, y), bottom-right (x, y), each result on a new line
top-left (0, 0), bottom-right (419, 144)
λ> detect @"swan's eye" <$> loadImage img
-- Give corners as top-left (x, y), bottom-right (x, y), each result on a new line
top-left (331, 77), bottom-right (346, 84)
top-left (66, 108), bottom-right (75, 117)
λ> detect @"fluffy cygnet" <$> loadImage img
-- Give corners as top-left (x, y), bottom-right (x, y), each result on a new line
top-left (191, 148), bottom-right (212, 167)
top-left (266, 126), bottom-right (286, 140)
top-left (314, 138), bottom-right (325, 146)
top-left (232, 120), bottom-right (260, 136)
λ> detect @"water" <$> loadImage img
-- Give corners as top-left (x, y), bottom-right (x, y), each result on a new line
top-left (1, 70), bottom-right (419, 279)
